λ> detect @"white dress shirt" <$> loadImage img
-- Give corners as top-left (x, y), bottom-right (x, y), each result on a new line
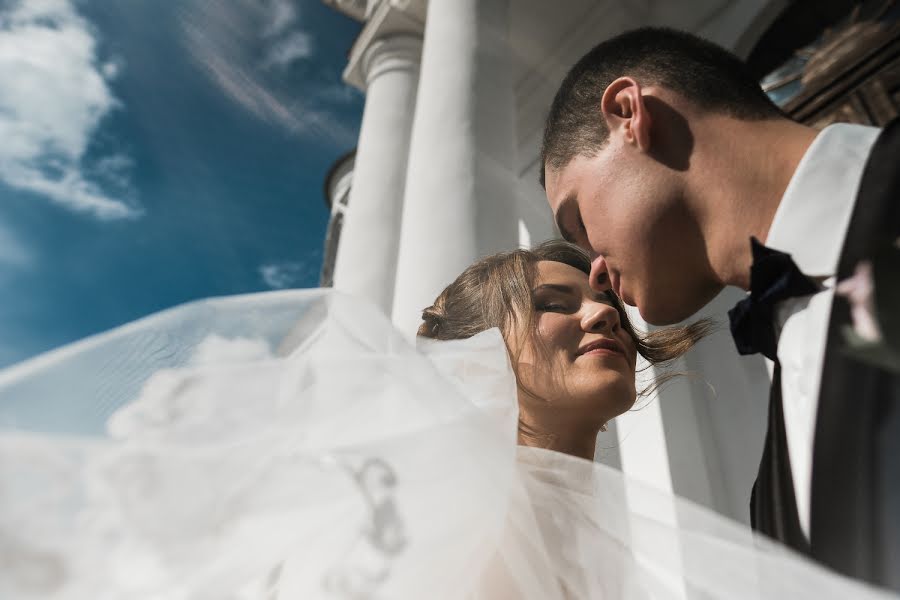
top-left (764, 123), bottom-right (881, 539)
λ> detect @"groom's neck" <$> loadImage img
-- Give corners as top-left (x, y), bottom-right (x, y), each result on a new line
top-left (692, 117), bottom-right (818, 290)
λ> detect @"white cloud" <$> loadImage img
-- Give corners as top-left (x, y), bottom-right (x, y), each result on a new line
top-left (259, 261), bottom-right (315, 289)
top-left (0, 0), bottom-right (139, 220)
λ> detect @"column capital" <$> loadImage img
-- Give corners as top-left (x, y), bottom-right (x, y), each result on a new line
top-left (342, 0), bottom-right (425, 90)
top-left (360, 35), bottom-right (422, 86)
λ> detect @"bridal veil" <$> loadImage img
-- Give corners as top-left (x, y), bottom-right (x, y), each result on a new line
top-left (0, 290), bottom-right (893, 599)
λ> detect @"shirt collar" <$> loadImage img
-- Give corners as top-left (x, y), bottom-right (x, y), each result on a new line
top-left (764, 123), bottom-right (881, 277)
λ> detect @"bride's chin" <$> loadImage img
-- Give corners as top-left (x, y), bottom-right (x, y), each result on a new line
top-left (590, 384), bottom-right (637, 418)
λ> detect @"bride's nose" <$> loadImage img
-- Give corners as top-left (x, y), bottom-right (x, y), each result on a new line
top-left (589, 256), bottom-right (612, 293)
top-left (581, 302), bottom-right (620, 334)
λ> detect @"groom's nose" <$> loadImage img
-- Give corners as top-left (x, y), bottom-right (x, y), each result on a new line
top-left (589, 256), bottom-right (611, 293)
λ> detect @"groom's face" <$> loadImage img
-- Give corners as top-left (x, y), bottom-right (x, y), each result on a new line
top-left (544, 148), bottom-right (721, 325)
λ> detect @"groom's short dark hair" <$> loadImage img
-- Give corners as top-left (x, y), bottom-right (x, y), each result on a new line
top-left (541, 27), bottom-right (782, 183)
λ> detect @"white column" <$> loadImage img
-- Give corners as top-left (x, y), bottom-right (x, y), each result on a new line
top-left (615, 306), bottom-right (717, 505)
top-left (332, 34), bottom-right (422, 314)
top-left (391, 0), bottom-right (519, 336)
top-left (615, 290), bottom-right (770, 523)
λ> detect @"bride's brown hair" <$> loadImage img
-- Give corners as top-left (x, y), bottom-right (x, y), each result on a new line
top-left (418, 240), bottom-right (712, 394)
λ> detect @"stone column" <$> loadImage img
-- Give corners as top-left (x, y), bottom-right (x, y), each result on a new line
top-left (332, 34), bottom-right (422, 314)
top-left (391, 0), bottom-right (519, 336)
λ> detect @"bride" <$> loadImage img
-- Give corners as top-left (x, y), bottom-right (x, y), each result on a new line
top-left (417, 240), bottom-right (709, 460)
top-left (0, 242), bottom-right (894, 599)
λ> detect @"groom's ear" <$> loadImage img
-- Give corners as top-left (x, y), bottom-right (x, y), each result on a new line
top-left (600, 77), bottom-right (652, 153)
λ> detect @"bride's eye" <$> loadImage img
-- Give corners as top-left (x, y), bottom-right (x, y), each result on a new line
top-left (535, 301), bottom-right (568, 313)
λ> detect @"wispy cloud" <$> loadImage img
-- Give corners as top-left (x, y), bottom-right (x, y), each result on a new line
top-left (261, 0), bottom-right (298, 38)
top-left (179, 0), bottom-right (357, 148)
top-left (0, 0), bottom-right (139, 220)
top-left (313, 81), bottom-right (363, 105)
top-left (260, 0), bottom-right (313, 69)
top-left (262, 31), bottom-right (314, 69)
top-left (259, 260), bottom-right (317, 289)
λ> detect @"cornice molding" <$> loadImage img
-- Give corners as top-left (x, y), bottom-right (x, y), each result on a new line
top-left (322, 0), bottom-right (367, 21)
top-left (344, 0), bottom-right (427, 90)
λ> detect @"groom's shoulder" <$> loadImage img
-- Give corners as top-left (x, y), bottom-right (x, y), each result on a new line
top-left (857, 118), bottom-right (900, 188)
top-left (838, 117), bottom-right (900, 274)
top-left (857, 117), bottom-right (900, 214)
top-left (868, 116), bottom-right (900, 151)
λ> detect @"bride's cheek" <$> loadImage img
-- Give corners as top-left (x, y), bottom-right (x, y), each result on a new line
top-left (537, 318), bottom-right (570, 349)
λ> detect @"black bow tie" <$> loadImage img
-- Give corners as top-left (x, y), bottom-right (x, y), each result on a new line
top-left (728, 238), bottom-right (820, 361)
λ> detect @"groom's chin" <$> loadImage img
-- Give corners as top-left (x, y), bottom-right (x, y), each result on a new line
top-left (637, 289), bottom-right (720, 326)
top-left (637, 306), bottom-right (683, 326)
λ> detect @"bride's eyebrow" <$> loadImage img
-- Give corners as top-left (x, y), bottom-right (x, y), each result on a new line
top-left (531, 283), bottom-right (576, 295)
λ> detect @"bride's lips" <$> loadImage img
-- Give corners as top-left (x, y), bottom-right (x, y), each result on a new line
top-left (576, 338), bottom-right (626, 358)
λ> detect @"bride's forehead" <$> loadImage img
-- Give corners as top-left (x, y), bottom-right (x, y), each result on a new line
top-left (533, 261), bottom-right (590, 289)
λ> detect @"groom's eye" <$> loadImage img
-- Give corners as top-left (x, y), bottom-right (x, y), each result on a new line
top-left (555, 196), bottom-right (587, 246)
top-left (571, 213), bottom-right (587, 245)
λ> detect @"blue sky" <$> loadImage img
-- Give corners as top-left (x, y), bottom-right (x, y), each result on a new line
top-left (0, 0), bottom-right (363, 368)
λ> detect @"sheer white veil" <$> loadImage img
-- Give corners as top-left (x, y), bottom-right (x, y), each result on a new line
top-left (0, 290), bottom-right (894, 599)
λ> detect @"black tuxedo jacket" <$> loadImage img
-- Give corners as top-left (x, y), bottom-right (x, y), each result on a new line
top-left (751, 118), bottom-right (900, 592)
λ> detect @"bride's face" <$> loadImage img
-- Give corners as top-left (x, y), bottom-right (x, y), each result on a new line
top-left (511, 260), bottom-right (638, 429)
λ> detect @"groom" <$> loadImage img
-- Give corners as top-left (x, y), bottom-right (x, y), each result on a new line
top-left (541, 28), bottom-right (900, 590)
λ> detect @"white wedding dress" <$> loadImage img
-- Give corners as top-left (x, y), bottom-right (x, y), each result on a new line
top-left (0, 289), bottom-right (894, 600)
